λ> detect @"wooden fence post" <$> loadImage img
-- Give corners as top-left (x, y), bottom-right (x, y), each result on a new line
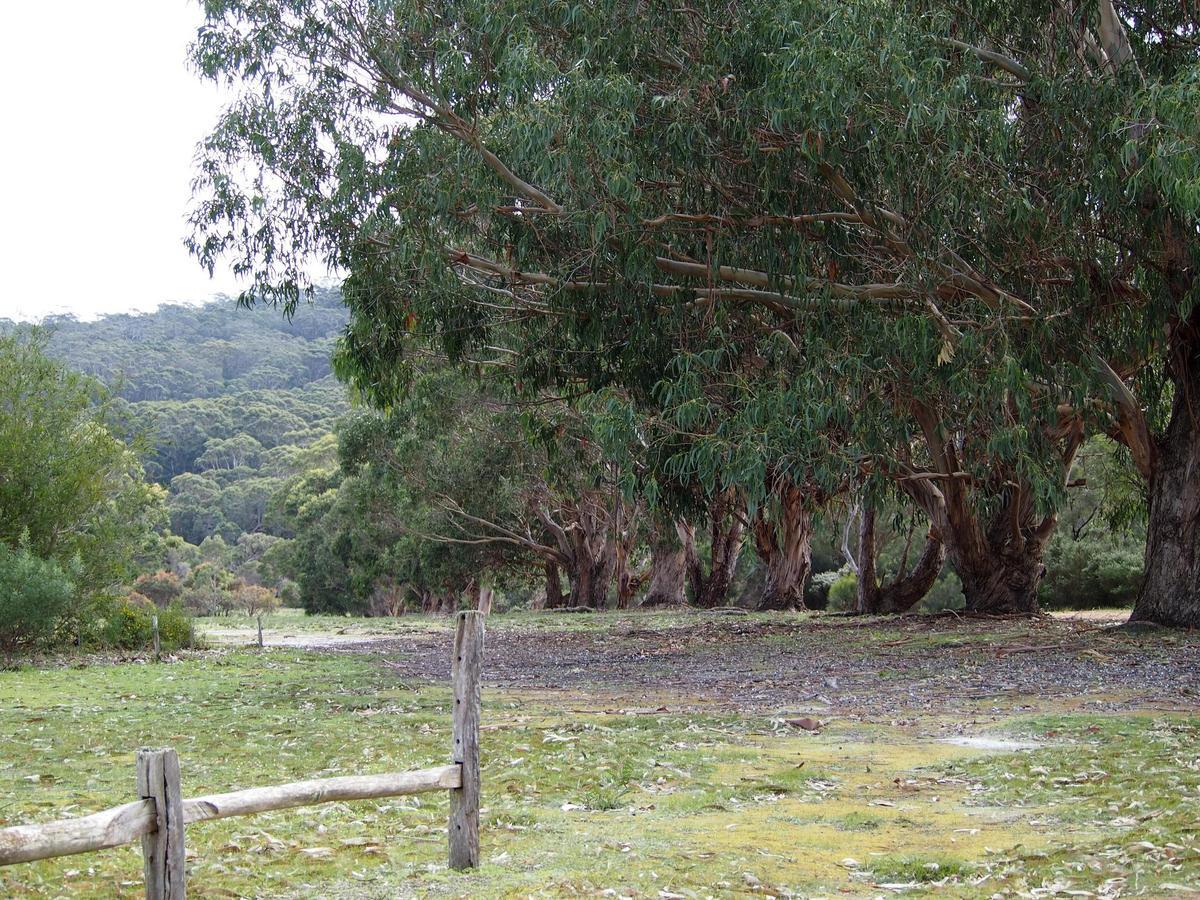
top-left (151, 616), bottom-right (161, 661)
top-left (256, 615), bottom-right (263, 649)
top-left (136, 749), bottom-right (185, 900)
top-left (448, 610), bottom-right (484, 870)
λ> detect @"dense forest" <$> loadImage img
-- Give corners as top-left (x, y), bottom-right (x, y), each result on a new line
top-left (40, 291), bottom-right (349, 543)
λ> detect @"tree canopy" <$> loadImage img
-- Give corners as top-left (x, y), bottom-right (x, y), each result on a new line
top-left (190, 0), bottom-right (1199, 623)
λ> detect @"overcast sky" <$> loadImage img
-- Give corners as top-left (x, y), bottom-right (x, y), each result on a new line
top-left (0, 2), bottom-right (249, 321)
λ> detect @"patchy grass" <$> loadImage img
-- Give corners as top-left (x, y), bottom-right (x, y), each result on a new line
top-left (0, 612), bottom-right (1197, 898)
top-left (947, 713), bottom-right (1200, 896)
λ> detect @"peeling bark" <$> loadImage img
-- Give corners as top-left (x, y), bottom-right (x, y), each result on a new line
top-left (681, 489), bottom-right (746, 608)
top-left (1132, 325), bottom-right (1200, 626)
top-left (642, 526), bottom-right (687, 607)
top-left (752, 480), bottom-right (814, 612)
top-left (543, 561), bottom-right (566, 609)
top-left (904, 400), bottom-right (1082, 616)
top-left (854, 505), bottom-right (946, 614)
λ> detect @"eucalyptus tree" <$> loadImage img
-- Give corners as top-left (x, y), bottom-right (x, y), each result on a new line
top-left (191, 1), bottom-right (1199, 622)
top-left (339, 367), bottom-right (629, 608)
top-left (845, 500), bottom-right (946, 615)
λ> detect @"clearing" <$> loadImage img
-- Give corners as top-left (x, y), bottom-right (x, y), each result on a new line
top-left (2, 610), bottom-right (1198, 898)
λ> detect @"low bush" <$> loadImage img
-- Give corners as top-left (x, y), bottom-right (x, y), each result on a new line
top-left (826, 573), bottom-right (858, 612)
top-left (0, 543), bottom-right (77, 654)
top-left (918, 571), bottom-right (966, 613)
top-left (93, 597), bottom-right (196, 651)
top-left (805, 569), bottom-right (841, 609)
top-left (1039, 532), bottom-right (1142, 610)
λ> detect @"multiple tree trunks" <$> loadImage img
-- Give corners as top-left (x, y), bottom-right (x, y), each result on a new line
top-left (538, 491), bottom-right (615, 609)
top-left (752, 480), bottom-right (814, 612)
top-left (1132, 334), bottom-right (1200, 627)
top-left (681, 490), bottom-right (746, 608)
top-left (904, 400), bottom-right (1081, 617)
top-left (853, 504), bottom-right (946, 615)
top-left (907, 483), bottom-right (1054, 616)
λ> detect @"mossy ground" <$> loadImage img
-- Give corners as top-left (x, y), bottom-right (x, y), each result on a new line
top-left (1, 612), bottom-right (1197, 898)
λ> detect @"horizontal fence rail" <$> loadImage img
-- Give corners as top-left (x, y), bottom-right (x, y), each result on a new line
top-left (0, 610), bottom-right (485, 899)
top-left (0, 764), bottom-right (464, 866)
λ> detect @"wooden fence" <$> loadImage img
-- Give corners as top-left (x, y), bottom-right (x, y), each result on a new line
top-left (0, 610), bottom-right (485, 899)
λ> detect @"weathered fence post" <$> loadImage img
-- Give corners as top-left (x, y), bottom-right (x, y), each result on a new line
top-left (151, 616), bottom-right (161, 661)
top-left (448, 610), bottom-right (484, 870)
top-left (256, 615), bottom-right (263, 649)
top-left (136, 749), bottom-right (185, 900)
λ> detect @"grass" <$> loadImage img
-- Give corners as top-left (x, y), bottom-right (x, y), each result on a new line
top-left (0, 612), bottom-right (1197, 897)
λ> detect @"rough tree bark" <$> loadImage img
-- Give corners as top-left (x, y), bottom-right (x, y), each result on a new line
top-left (1132, 322), bottom-right (1200, 626)
top-left (752, 480), bottom-right (814, 612)
top-left (904, 401), bottom-right (1082, 615)
top-left (852, 504), bottom-right (946, 614)
top-left (543, 561), bottom-right (566, 609)
top-left (535, 491), bottom-right (615, 609)
top-left (642, 524), bottom-right (687, 607)
top-left (612, 499), bottom-right (645, 610)
top-left (680, 490), bottom-right (746, 608)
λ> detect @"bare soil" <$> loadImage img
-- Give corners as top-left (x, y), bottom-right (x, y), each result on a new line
top-left (280, 612), bottom-right (1200, 717)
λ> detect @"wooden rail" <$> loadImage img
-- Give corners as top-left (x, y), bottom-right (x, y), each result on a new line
top-left (0, 610), bottom-right (485, 898)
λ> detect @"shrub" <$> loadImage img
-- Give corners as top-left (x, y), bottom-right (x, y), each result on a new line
top-left (133, 570), bottom-right (183, 608)
top-left (94, 597), bottom-right (196, 651)
top-left (0, 543), bottom-right (77, 654)
top-left (918, 571), bottom-right (966, 613)
top-left (97, 596), bottom-right (154, 649)
top-left (235, 583), bottom-right (281, 617)
top-left (805, 570), bottom-right (841, 609)
top-left (826, 573), bottom-right (858, 612)
top-left (278, 578), bottom-right (300, 607)
top-left (1039, 532), bottom-right (1143, 610)
top-left (156, 604), bottom-right (196, 649)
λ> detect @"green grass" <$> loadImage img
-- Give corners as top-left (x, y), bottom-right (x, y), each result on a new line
top-left (946, 713), bottom-right (1200, 895)
top-left (0, 616), bottom-right (1197, 897)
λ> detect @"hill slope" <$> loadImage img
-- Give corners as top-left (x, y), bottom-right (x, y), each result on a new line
top-left (23, 291), bottom-right (349, 544)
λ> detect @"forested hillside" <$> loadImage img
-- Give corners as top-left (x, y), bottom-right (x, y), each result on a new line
top-left (5, 291), bottom-right (348, 546)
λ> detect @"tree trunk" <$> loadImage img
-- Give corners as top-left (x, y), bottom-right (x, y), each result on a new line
top-left (548, 491), bottom-right (614, 609)
top-left (682, 491), bottom-right (746, 608)
top-left (642, 530), bottom-right (686, 606)
top-left (1132, 342), bottom-right (1200, 626)
top-left (612, 499), bottom-right (643, 610)
top-left (854, 505), bottom-right (946, 614)
top-left (905, 399), bottom-right (1079, 616)
top-left (567, 551), bottom-right (611, 608)
top-left (752, 481), bottom-right (813, 611)
top-left (544, 561), bottom-right (566, 609)
top-left (939, 492), bottom-right (1049, 615)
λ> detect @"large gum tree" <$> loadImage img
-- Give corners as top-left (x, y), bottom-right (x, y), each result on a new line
top-left (190, 0), bottom-right (1199, 623)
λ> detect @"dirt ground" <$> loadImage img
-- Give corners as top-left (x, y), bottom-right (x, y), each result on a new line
top-left (259, 611), bottom-right (1200, 718)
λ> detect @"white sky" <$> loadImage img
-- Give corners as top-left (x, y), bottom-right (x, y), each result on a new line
top-left (0, 2), bottom-right (247, 322)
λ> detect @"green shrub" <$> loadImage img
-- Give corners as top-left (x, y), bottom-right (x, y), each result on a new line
top-left (92, 598), bottom-right (196, 651)
top-left (918, 571), bottom-right (966, 613)
top-left (156, 604), bottom-right (196, 649)
top-left (98, 597), bottom-right (154, 649)
top-left (826, 573), bottom-right (858, 612)
top-left (805, 570), bottom-right (841, 608)
top-left (0, 542), bottom-right (77, 654)
top-left (1039, 532), bottom-right (1143, 610)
